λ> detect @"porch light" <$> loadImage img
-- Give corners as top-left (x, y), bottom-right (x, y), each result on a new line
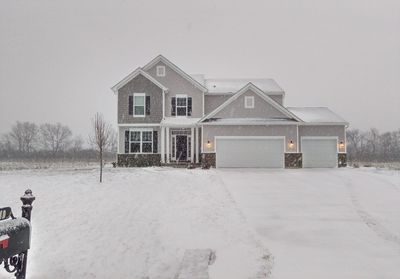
top-left (339, 141), bottom-right (345, 149)
top-left (288, 140), bottom-right (294, 149)
top-left (206, 141), bottom-right (212, 149)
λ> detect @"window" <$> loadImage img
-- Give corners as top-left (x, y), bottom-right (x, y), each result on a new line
top-left (156, 66), bottom-right (165, 77)
top-left (129, 130), bottom-right (153, 153)
top-left (244, 96), bottom-right (254, 109)
top-left (176, 95), bottom-right (187, 116)
top-left (134, 93), bottom-right (145, 117)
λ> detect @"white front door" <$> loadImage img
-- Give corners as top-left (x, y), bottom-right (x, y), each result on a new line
top-left (216, 137), bottom-right (284, 168)
top-left (301, 137), bottom-right (338, 168)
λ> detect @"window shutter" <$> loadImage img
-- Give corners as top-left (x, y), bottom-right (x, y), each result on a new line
top-left (125, 130), bottom-right (130, 153)
top-left (146, 96), bottom-right (150, 115)
top-left (188, 97), bottom-right (192, 116)
top-left (128, 95), bottom-right (133, 115)
top-left (153, 131), bottom-right (158, 153)
top-left (171, 97), bottom-right (176, 116)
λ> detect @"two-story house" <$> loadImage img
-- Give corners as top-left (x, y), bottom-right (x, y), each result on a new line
top-left (112, 55), bottom-right (348, 168)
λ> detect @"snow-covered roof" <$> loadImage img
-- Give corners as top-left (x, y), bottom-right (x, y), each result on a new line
top-left (287, 107), bottom-right (348, 124)
top-left (161, 117), bottom-right (201, 127)
top-left (194, 78), bottom-right (284, 95)
top-left (202, 118), bottom-right (297, 125)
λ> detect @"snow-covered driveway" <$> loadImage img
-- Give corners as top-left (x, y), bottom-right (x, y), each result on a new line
top-left (0, 167), bottom-right (399, 279)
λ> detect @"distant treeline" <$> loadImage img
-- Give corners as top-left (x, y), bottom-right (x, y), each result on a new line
top-left (0, 121), bottom-right (117, 161)
top-left (347, 128), bottom-right (400, 163)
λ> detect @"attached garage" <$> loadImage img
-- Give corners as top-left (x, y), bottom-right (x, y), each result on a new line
top-left (215, 137), bottom-right (284, 168)
top-left (301, 137), bottom-right (338, 168)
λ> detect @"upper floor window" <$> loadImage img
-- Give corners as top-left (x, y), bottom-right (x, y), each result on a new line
top-left (171, 95), bottom-right (192, 116)
top-left (244, 96), bottom-right (254, 109)
top-left (129, 93), bottom-right (151, 117)
top-left (156, 66), bottom-right (166, 77)
top-left (133, 93), bottom-right (146, 117)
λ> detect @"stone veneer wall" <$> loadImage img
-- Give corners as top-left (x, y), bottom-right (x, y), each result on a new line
top-left (285, 153), bottom-right (302, 168)
top-left (118, 154), bottom-right (161, 167)
top-left (201, 153), bottom-right (216, 168)
top-left (338, 153), bottom-right (347, 168)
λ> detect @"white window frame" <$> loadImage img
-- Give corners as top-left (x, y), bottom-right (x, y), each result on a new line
top-left (156, 66), bottom-right (166, 77)
top-left (244, 96), bottom-right (255, 109)
top-left (175, 94), bottom-right (188, 117)
top-left (129, 128), bottom-right (153, 154)
top-left (133, 93), bottom-right (146, 117)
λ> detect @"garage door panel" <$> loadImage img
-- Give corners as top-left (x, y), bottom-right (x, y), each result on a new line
top-left (302, 138), bottom-right (337, 168)
top-left (216, 138), bottom-right (284, 168)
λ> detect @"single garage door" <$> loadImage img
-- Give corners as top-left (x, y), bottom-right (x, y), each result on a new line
top-left (216, 137), bottom-right (284, 168)
top-left (302, 137), bottom-right (338, 168)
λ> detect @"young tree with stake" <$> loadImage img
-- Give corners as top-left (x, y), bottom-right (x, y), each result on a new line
top-left (89, 113), bottom-right (112, 183)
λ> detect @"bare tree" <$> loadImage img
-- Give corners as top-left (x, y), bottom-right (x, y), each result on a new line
top-left (40, 123), bottom-right (72, 156)
top-left (89, 113), bottom-right (112, 183)
top-left (9, 121), bottom-right (39, 153)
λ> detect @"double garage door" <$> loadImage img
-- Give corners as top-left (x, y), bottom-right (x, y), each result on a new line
top-left (215, 136), bottom-right (338, 168)
top-left (216, 137), bottom-right (284, 168)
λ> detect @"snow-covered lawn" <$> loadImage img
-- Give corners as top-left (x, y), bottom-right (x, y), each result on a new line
top-left (0, 167), bottom-right (399, 279)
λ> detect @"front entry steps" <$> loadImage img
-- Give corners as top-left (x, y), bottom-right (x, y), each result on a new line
top-left (176, 249), bottom-right (216, 279)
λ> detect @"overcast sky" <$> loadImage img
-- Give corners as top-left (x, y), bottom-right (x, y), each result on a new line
top-left (1, 0), bottom-right (399, 137)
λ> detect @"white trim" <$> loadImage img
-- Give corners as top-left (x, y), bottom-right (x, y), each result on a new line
top-left (190, 128), bottom-right (194, 163)
top-left (162, 90), bottom-right (165, 118)
top-left (244, 96), bottom-right (255, 109)
top-left (296, 125), bottom-right (299, 153)
top-left (201, 121), bottom-right (298, 126)
top-left (166, 127), bottom-right (170, 163)
top-left (214, 136), bottom-right (285, 168)
top-left (195, 127), bottom-right (199, 163)
top-left (205, 91), bottom-right (284, 96)
top-left (200, 82), bottom-right (302, 123)
top-left (111, 67), bottom-right (168, 93)
top-left (156, 65), bottom-right (166, 77)
top-left (133, 93), bottom-right (146, 117)
top-left (301, 136), bottom-right (339, 153)
top-left (161, 127), bottom-right (165, 163)
top-left (143, 55), bottom-right (208, 92)
top-left (201, 125), bottom-right (204, 153)
top-left (118, 123), bottom-right (160, 127)
top-left (200, 121), bottom-right (347, 126)
top-left (171, 134), bottom-right (176, 161)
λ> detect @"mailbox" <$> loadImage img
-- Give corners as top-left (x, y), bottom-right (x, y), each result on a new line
top-left (0, 208), bottom-right (31, 260)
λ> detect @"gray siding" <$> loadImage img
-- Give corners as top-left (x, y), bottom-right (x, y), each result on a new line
top-left (202, 125), bottom-right (297, 153)
top-left (118, 74), bottom-right (163, 124)
top-left (204, 95), bottom-right (231, 114)
top-left (298, 125), bottom-right (346, 153)
top-left (146, 61), bottom-right (204, 117)
top-left (213, 89), bottom-right (289, 119)
top-left (270, 95), bottom-right (283, 105)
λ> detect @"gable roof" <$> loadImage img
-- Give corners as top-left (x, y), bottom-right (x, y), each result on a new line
top-left (200, 82), bottom-right (302, 122)
top-left (142, 55), bottom-right (208, 92)
top-left (203, 78), bottom-right (284, 95)
top-left (111, 67), bottom-right (168, 93)
top-left (287, 107), bottom-right (348, 124)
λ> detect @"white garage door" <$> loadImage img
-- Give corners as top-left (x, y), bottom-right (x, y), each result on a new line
top-left (216, 137), bottom-right (284, 168)
top-left (302, 138), bottom-right (338, 168)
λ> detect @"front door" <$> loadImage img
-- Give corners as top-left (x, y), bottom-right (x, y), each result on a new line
top-left (176, 135), bottom-right (188, 161)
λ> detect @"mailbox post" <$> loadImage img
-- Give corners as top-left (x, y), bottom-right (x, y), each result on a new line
top-left (0, 190), bottom-right (35, 279)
